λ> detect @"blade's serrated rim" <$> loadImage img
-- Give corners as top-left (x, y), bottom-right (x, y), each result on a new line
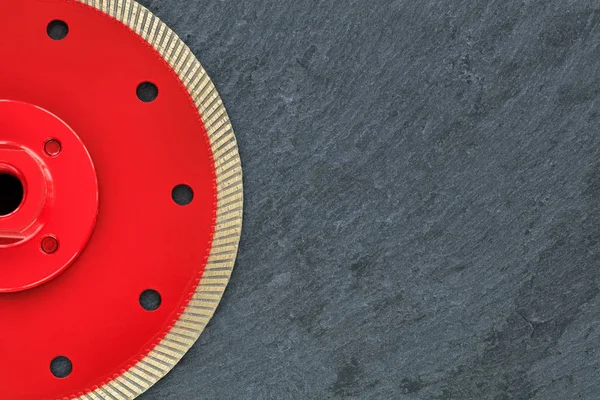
top-left (71, 1), bottom-right (243, 399)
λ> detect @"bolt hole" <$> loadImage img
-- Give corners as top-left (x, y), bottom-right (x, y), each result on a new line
top-left (50, 356), bottom-right (72, 378)
top-left (47, 20), bottom-right (69, 40)
top-left (140, 289), bottom-right (162, 311)
top-left (0, 173), bottom-right (24, 216)
top-left (172, 184), bottom-right (194, 206)
top-left (41, 236), bottom-right (59, 254)
top-left (44, 139), bottom-right (62, 157)
top-left (136, 82), bottom-right (159, 102)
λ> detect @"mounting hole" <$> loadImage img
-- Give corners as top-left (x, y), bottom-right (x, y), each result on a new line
top-left (0, 173), bottom-right (24, 216)
top-left (136, 82), bottom-right (159, 102)
top-left (172, 184), bottom-right (194, 206)
top-left (140, 289), bottom-right (162, 311)
top-left (47, 20), bottom-right (69, 40)
top-left (44, 139), bottom-right (62, 157)
top-left (50, 356), bottom-right (72, 379)
top-left (41, 236), bottom-right (59, 255)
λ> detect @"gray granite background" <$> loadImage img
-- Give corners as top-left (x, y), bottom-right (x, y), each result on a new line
top-left (138, 1), bottom-right (600, 399)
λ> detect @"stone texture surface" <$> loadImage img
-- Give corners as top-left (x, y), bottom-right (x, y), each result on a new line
top-left (138, 0), bottom-right (600, 398)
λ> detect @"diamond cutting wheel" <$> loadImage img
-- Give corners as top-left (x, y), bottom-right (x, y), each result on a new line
top-left (0, 1), bottom-right (243, 399)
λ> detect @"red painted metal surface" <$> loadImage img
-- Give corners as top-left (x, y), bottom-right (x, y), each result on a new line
top-left (0, 1), bottom-right (218, 399)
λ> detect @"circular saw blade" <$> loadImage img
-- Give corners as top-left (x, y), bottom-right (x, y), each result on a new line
top-left (0, 0), bottom-right (243, 399)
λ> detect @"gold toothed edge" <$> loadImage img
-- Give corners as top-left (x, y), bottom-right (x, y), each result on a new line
top-left (73, 0), bottom-right (243, 399)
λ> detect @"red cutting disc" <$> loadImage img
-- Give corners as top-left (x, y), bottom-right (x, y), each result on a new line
top-left (0, 1), bottom-right (243, 399)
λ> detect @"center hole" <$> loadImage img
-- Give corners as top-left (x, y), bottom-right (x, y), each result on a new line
top-left (0, 173), bottom-right (24, 216)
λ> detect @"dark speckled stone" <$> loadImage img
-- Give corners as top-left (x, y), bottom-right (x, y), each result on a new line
top-left (137, 1), bottom-right (600, 399)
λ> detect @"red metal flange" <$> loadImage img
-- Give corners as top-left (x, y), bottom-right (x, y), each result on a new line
top-left (0, 100), bottom-right (98, 293)
top-left (0, 1), bottom-right (243, 399)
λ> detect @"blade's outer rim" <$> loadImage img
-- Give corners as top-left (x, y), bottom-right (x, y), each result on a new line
top-left (67, 1), bottom-right (244, 399)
